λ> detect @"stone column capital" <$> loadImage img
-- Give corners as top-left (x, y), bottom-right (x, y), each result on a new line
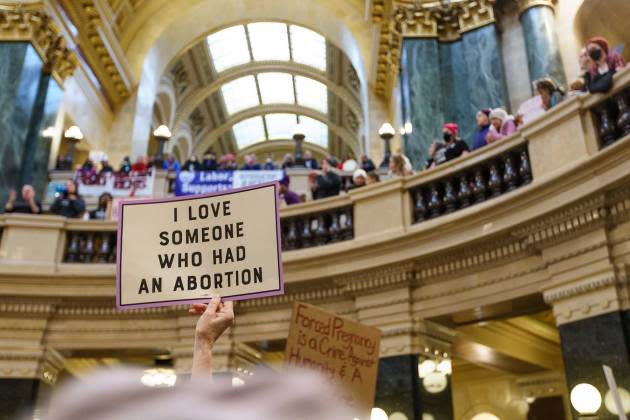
top-left (0, 346), bottom-right (65, 385)
top-left (515, 0), bottom-right (555, 15)
top-left (0, 4), bottom-right (77, 83)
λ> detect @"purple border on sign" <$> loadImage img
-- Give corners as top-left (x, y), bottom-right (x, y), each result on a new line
top-left (115, 181), bottom-right (285, 310)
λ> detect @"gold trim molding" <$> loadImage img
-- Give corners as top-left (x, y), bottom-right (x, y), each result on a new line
top-left (0, 3), bottom-right (77, 82)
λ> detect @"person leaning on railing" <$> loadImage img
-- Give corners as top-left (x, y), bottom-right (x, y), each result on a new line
top-left (4, 185), bottom-right (42, 214)
top-left (50, 180), bottom-right (86, 219)
top-left (583, 36), bottom-right (626, 94)
top-left (310, 157), bottom-right (341, 200)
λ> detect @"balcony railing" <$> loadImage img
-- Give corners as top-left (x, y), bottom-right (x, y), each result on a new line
top-left (409, 143), bottom-right (531, 223)
top-left (589, 77), bottom-right (630, 148)
top-left (1, 68), bottom-right (629, 272)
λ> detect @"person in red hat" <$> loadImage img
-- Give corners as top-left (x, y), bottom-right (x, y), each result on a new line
top-left (584, 36), bottom-right (626, 93)
top-left (442, 122), bottom-right (470, 163)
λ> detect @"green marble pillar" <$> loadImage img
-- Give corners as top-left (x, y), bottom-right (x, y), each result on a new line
top-left (520, 5), bottom-right (567, 90)
top-left (400, 39), bottom-right (444, 169)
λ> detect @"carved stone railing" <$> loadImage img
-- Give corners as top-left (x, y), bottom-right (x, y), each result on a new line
top-left (281, 205), bottom-right (353, 250)
top-left (409, 143), bottom-right (532, 223)
top-left (63, 230), bottom-right (117, 263)
top-left (587, 68), bottom-right (630, 148)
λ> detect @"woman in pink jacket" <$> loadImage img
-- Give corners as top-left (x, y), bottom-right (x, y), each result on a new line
top-left (486, 108), bottom-right (517, 144)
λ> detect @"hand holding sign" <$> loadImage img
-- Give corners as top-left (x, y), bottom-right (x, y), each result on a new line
top-left (190, 298), bottom-right (235, 344)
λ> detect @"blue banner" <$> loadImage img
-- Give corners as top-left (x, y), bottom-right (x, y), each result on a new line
top-left (175, 170), bottom-right (284, 196)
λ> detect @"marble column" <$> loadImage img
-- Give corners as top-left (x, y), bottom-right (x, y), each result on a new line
top-left (519, 5), bottom-right (567, 90)
top-left (460, 25), bottom-right (511, 115)
top-left (558, 311), bottom-right (630, 420)
top-left (401, 39), bottom-right (444, 169)
top-left (375, 355), bottom-right (453, 420)
top-left (32, 80), bottom-right (63, 195)
top-left (439, 40), bottom-right (475, 145)
top-left (0, 42), bottom-right (60, 205)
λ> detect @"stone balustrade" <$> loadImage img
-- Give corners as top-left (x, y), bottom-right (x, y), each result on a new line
top-left (409, 143), bottom-right (531, 223)
top-left (1, 68), bottom-right (629, 275)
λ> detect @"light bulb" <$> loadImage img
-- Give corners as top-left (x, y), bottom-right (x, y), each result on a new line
top-left (570, 383), bottom-right (602, 415)
top-left (418, 359), bottom-right (437, 378)
top-left (371, 407), bottom-right (388, 420)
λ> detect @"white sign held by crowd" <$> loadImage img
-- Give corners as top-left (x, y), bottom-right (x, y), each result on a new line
top-left (116, 182), bottom-right (284, 309)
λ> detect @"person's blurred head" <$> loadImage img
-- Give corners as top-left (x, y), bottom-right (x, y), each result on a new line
top-left (21, 184), bottom-right (35, 201)
top-left (279, 174), bottom-right (290, 193)
top-left (98, 192), bottom-right (113, 208)
top-left (587, 37), bottom-right (609, 63)
top-left (205, 153), bottom-right (216, 161)
top-left (322, 157), bottom-right (337, 173)
top-left (266, 153), bottom-right (273, 163)
top-left (283, 153), bottom-right (293, 163)
top-left (476, 109), bottom-right (491, 127)
top-left (360, 154), bottom-right (368, 162)
top-left (45, 368), bottom-right (356, 420)
top-left (366, 171), bottom-right (380, 185)
top-left (578, 48), bottom-right (589, 71)
top-left (352, 169), bottom-right (367, 186)
top-left (304, 150), bottom-right (312, 160)
top-left (65, 180), bottom-right (78, 195)
top-left (536, 79), bottom-right (556, 108)
top-left (442, 123), bottom-right (458, 143)
top-left (123, 156), bottom-right (131, 163)
top-left (489, 108), bottom-right (508, 130)
top-left (389, 154), bottom-right (406, 175)
top-left (189, 155), bottom-right (198, 162)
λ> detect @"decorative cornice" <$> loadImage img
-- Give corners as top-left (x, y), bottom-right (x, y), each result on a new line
top-left (58, 0), bottom-right (133, 106)
top-left (543, 274), bottom-right (623, 305)
top-left (374, 0), bottom-right (496, 97)
top-left (0, 3), bottom-right (77, 83)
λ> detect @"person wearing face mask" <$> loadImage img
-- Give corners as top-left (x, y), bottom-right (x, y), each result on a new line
top-left (442, 123), bottom-right (470, 163)
top-left (583, 37), bottom-right (626, 94)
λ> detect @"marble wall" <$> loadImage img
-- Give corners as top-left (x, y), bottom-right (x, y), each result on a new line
top-left (375, 355), bottom-right (454, 420)
top-left (0, 43), bottom-right (43, 208)
top-left (33, 80), bottom-right (63, 196)
top-left (558, 311), bottom-right (630, 420)
top-left (520, 6), bottom-right (567, 88)
top-left (0, 42), bottom-right (62, 207)
top-left (401, 38), bottom-right (444, 168)
top-left (401, 25), bottom-right (509, 168)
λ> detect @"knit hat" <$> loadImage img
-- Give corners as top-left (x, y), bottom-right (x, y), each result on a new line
top-left (443, 123), bottom-right (459, 136)
top-left (352, 169), bottom-right (367, 182)
top-left (489, 108), bottom-right (509, 122)
top-left (587, 36), bottom-right (610, 55)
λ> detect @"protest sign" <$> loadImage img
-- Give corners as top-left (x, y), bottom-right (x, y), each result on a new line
top-left (175, 170), bottom-right (284, 196)
top-left (116, 181), bottom-right (283, 309)
top-left (285, 302), bottom-right (381, 413)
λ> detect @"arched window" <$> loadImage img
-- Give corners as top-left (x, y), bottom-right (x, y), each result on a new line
top-left (231, 113), bottom-right (328, 149)
top-left (206, 22), bottom-right (326, 73)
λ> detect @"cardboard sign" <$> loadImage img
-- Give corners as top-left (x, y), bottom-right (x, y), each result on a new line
top-left (285, 302), bottom-right (381, 413)
top-left (116, 182), bottom-right (284, 309)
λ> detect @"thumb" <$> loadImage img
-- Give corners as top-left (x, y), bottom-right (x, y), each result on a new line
top-left (205, 297), bottom-right (221, 315)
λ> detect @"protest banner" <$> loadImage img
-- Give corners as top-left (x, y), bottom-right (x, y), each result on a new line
top-left (284, 302), bottom-right (381, 414)
top-left (175, 170), bottom-right (284, 196)
top-left (116, 181), bottom-right (283, 309)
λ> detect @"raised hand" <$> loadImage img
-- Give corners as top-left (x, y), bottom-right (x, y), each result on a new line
top-left (189, 297), bottom-right (234, 344)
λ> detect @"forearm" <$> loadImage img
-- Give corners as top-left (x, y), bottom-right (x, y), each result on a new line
top-left (191, 336), bottom-right (213, 380)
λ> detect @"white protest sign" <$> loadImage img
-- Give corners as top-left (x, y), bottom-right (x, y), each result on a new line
top-left (116, 182), bottom-right (284, 309)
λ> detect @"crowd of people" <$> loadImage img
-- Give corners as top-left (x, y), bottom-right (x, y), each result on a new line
top-left (4, 37), bottom-right (625, 216)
